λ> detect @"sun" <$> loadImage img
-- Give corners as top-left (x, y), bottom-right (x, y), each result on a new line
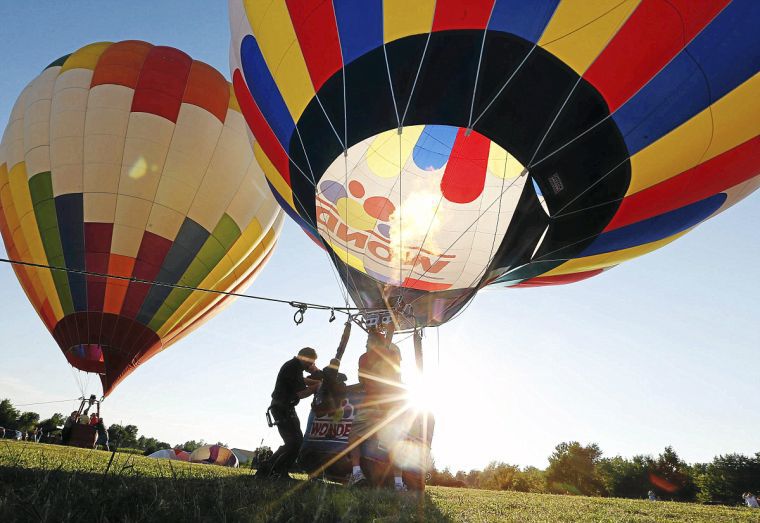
top-left (402, 367), bottom-right (441, 415)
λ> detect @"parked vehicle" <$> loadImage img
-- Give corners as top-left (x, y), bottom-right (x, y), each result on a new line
top-left (3, 429), bottom-right (23, 440)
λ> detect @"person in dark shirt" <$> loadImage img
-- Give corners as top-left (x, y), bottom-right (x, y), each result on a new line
top-left (95, 418), bottom-right (109, 451)
top-left (257, 347), bottom-right (320, 479)
top-left (61, 411), bottom-right (78, 445)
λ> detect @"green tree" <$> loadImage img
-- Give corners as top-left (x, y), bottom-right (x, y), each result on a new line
top-left (136, 436), bottom-right (171, 455)
top-left (179, 440), bottom-right (205, 453)
top-left (454, 470), bottom-right (469, 486)
top-left (108, 424), bottom-right (139, 448)
top-left (122, 425), bottom-right (139, 447)
top-left (649, 446), bottom-right (698, 501)
top-left (465, 469), bottom-right (482, 488)
top-left (479, 462), bottom-right (520, 490)
top-left (429, 466), bottom-right (458, 486)
top-left (697, 453), bottom-right (760, 504)
top-left (0, 399), bottom-right (20, 429)
top-left (38, 413), bottom-right (65, 433)
top-left (16, 411), bottom-right (40, 432)
top-left (252, 445), bottom-right (273, 468)
top-left (599, 455), bottom-right (651, 499)
top-left (546, 441), bottom-right (606, 496)
top-left (514, 466), bottom-right (547, 493)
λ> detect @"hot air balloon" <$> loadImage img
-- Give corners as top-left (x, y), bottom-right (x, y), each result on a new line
top-left (148, 448), bottom-right (191, 462)
top-left (189, 444), bottom-right (239, 467)
top-left (0, 41), bottom-right (284, 395)
top-left (229, 0), bottom-right (759, 328)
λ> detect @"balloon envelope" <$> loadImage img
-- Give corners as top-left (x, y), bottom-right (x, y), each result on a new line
top-left (148, 448), bottom-right (190, 461)
top-left (0, 41), bottom-right (283, 394)
top-left (189, 445), bottom-right (239, 467)
top-left (230, 1), bottom-right (759, 327)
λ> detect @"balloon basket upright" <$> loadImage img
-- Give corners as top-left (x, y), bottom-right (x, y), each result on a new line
top-left (66, 395), bottom-right (101, 449)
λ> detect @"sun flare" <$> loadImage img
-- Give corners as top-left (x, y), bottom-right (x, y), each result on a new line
top-left (403, 367), bottom-right (440, 415)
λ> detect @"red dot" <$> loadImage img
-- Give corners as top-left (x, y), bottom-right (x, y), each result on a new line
top-left (364, 197), bottom-right (395, 222)
top-left (349, 180), bottom-right (365, 198)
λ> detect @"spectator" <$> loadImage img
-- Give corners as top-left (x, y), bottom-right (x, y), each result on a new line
top-left (95, 418), bottom-right (109, 451)
top-left (743, 492), bottom-right (759, 508)
top-left (61, 411), bottom-right (78, 445)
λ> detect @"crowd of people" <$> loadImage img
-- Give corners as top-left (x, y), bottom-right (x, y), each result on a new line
top-left (0, 426), bottom-right (49, 442)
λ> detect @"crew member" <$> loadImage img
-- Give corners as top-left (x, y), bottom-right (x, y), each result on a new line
top-left (348, 332), bottom-right (407, 490)
top-left (257, 347), bottom-right (320, 480)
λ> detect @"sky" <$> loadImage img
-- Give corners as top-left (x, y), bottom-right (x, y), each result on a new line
top-left (0, 1), bottom-right (758, 472)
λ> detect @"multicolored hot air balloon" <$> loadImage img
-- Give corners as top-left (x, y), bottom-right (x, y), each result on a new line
top-left (189, 444), bottom-right (239, 467)
top-left (148, 448), bottom-right (191, 462)
top-left (0, 41), bottom-right (283, 395)
top-left (230, 1), bottom-right (759, 327)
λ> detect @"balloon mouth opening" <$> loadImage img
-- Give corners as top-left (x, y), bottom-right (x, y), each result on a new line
top-left (64, 344), bottom-right (106, 375)
top-left (70, 344), bottom-right (105, 362)
top-left (314, 124), bottom-right (533, 292)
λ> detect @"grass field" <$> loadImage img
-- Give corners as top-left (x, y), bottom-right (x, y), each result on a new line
top-left (1, 441), bottom-right (757, 522)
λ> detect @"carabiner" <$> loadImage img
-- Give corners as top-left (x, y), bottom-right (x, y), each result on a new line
top-left (293, 304), bottom-right (307, 325)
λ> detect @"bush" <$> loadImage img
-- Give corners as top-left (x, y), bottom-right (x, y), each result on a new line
top-left (118, 448), bottom-right (145, 456)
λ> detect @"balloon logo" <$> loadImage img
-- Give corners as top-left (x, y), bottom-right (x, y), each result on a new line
top-left (314, 124), bottom-right (527, 291)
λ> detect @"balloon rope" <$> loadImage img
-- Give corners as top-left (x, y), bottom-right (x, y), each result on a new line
top-left (437, 326), bottom-right (440, 367)
top-left (293, 123), bottom-right (351, 306)
top-left (0, 257), bottom-right (373, 314)
top-left (12, 398), bottom-right (80, 407)
top-left (467, 2), bottom-right (496, 131)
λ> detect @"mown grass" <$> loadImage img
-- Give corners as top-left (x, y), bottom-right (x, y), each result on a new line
top-left (1, 441), bottom-right (758, 522)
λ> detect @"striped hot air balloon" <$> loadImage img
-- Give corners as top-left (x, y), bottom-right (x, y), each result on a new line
top-left (230, 0), bottom-right (759, 327)
top-left (0, 41), bottom-right (283, 395)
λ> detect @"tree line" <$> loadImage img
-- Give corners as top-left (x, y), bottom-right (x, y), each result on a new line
top-left (0, 399), bottom-right (222, 456)
top-left (429, 441), bottom-right (760, 505)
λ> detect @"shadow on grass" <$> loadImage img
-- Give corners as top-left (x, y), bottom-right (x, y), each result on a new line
top-left (0, 464), bottom-right (452, 522)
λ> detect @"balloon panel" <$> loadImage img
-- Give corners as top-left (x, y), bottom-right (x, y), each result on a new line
top-left (189, 445), bottom-right (239, 467)
top-left (148, 448), bottom-right (190, 461)
top-left (0, 41), bottom-right (284, 394)
top-left (228, 1), bottom-right (758, 325)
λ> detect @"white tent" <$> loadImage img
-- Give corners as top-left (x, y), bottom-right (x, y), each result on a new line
top-left (231, 448), bottom-right (257, 465)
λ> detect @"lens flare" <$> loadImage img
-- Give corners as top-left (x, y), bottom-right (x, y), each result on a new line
top-left (128, 156), bottom-right (148, 179)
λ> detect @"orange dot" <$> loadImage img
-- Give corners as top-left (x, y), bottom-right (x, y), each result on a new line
top-left (364, 197), bottom-right (395, 222)
top-left (349, 180), bottom-right (365, 198)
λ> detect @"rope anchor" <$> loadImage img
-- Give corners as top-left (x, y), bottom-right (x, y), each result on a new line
top-left (292, 303), bottom-right (308, 326)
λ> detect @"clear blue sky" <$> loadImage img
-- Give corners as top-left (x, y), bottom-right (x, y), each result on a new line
top-left (0, 1), bottom-right (758, 472)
